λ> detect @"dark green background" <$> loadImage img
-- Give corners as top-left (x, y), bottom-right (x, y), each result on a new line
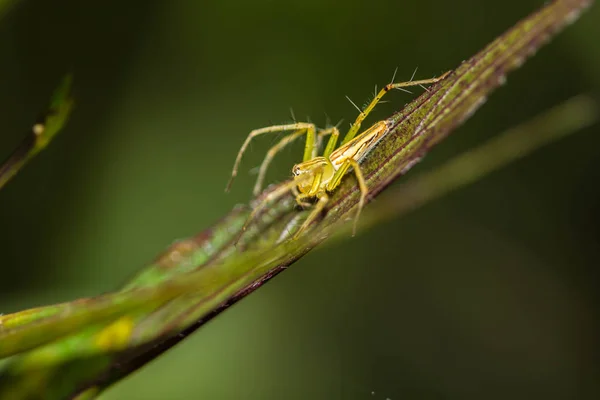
top-left (1, 1), bottom-right (599, 399)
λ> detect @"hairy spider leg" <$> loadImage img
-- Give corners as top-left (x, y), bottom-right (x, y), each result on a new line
top-left (293, 192), bottom-right (329, 239)
top-left (326, 158), bottom-right (368, 236)
top-left (292, 184), bottom-right (313, 208)
top-left (318, 126), bottom-right (341, 159)
top-left (254, 126), bottom-right (341, 195)
top-left (254, 129), bottom-right (308, 195)
top-left (226, 123), bottom-right (317, 192)
top-left (341, 70), bottom-right (452, 145)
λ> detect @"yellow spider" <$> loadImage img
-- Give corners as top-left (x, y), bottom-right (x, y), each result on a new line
top-left (227, 70), bottom-right (451, 238)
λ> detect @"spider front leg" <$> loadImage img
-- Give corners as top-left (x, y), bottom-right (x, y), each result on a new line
top-left (341, 70), bottom-right (452, 145)
top-left (326, 158), bottom-right (369, 236)
top-left (293, 192), bottom-right (329, 239)
top-left (291, 185), bottom-right (313, 209)
top-left (226, 122), bottom-right (317, 192)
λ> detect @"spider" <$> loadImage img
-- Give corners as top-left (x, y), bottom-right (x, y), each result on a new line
top-left (226, 70), bottom-right (451, 238)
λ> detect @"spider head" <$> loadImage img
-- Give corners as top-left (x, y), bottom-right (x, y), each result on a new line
top-left (292, 157), bottom-right (334, 196)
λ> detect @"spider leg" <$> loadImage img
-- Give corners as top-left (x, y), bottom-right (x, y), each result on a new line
top-left (254, 129), bottom-right (307, 195)
top-left (293, 192), bottom-right (329, 239)
top-left (318, 126), bottom-right (341, 159)
top-left (226, 122), bottom-right (317, 191)
top-left (326, 159), bottom-right (369, 236)
top-left (341, 70), bottom-right (452, 145)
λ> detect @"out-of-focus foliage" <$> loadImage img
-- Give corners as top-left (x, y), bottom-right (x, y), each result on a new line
top-left (0, 1), bottom-right (598, 399)
top-left (0, 75), bottom-right (72, 190)
top-left (0, 0), bottom-right (17, 18)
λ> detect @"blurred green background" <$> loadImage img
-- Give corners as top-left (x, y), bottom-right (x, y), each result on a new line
top-left (1, 0), bottom-right (599, 399)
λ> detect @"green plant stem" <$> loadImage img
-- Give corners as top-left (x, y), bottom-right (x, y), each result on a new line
top-left (342, 94), bottom-right (597, 237)
top-left (0, 1), bottom-right (594, 399)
